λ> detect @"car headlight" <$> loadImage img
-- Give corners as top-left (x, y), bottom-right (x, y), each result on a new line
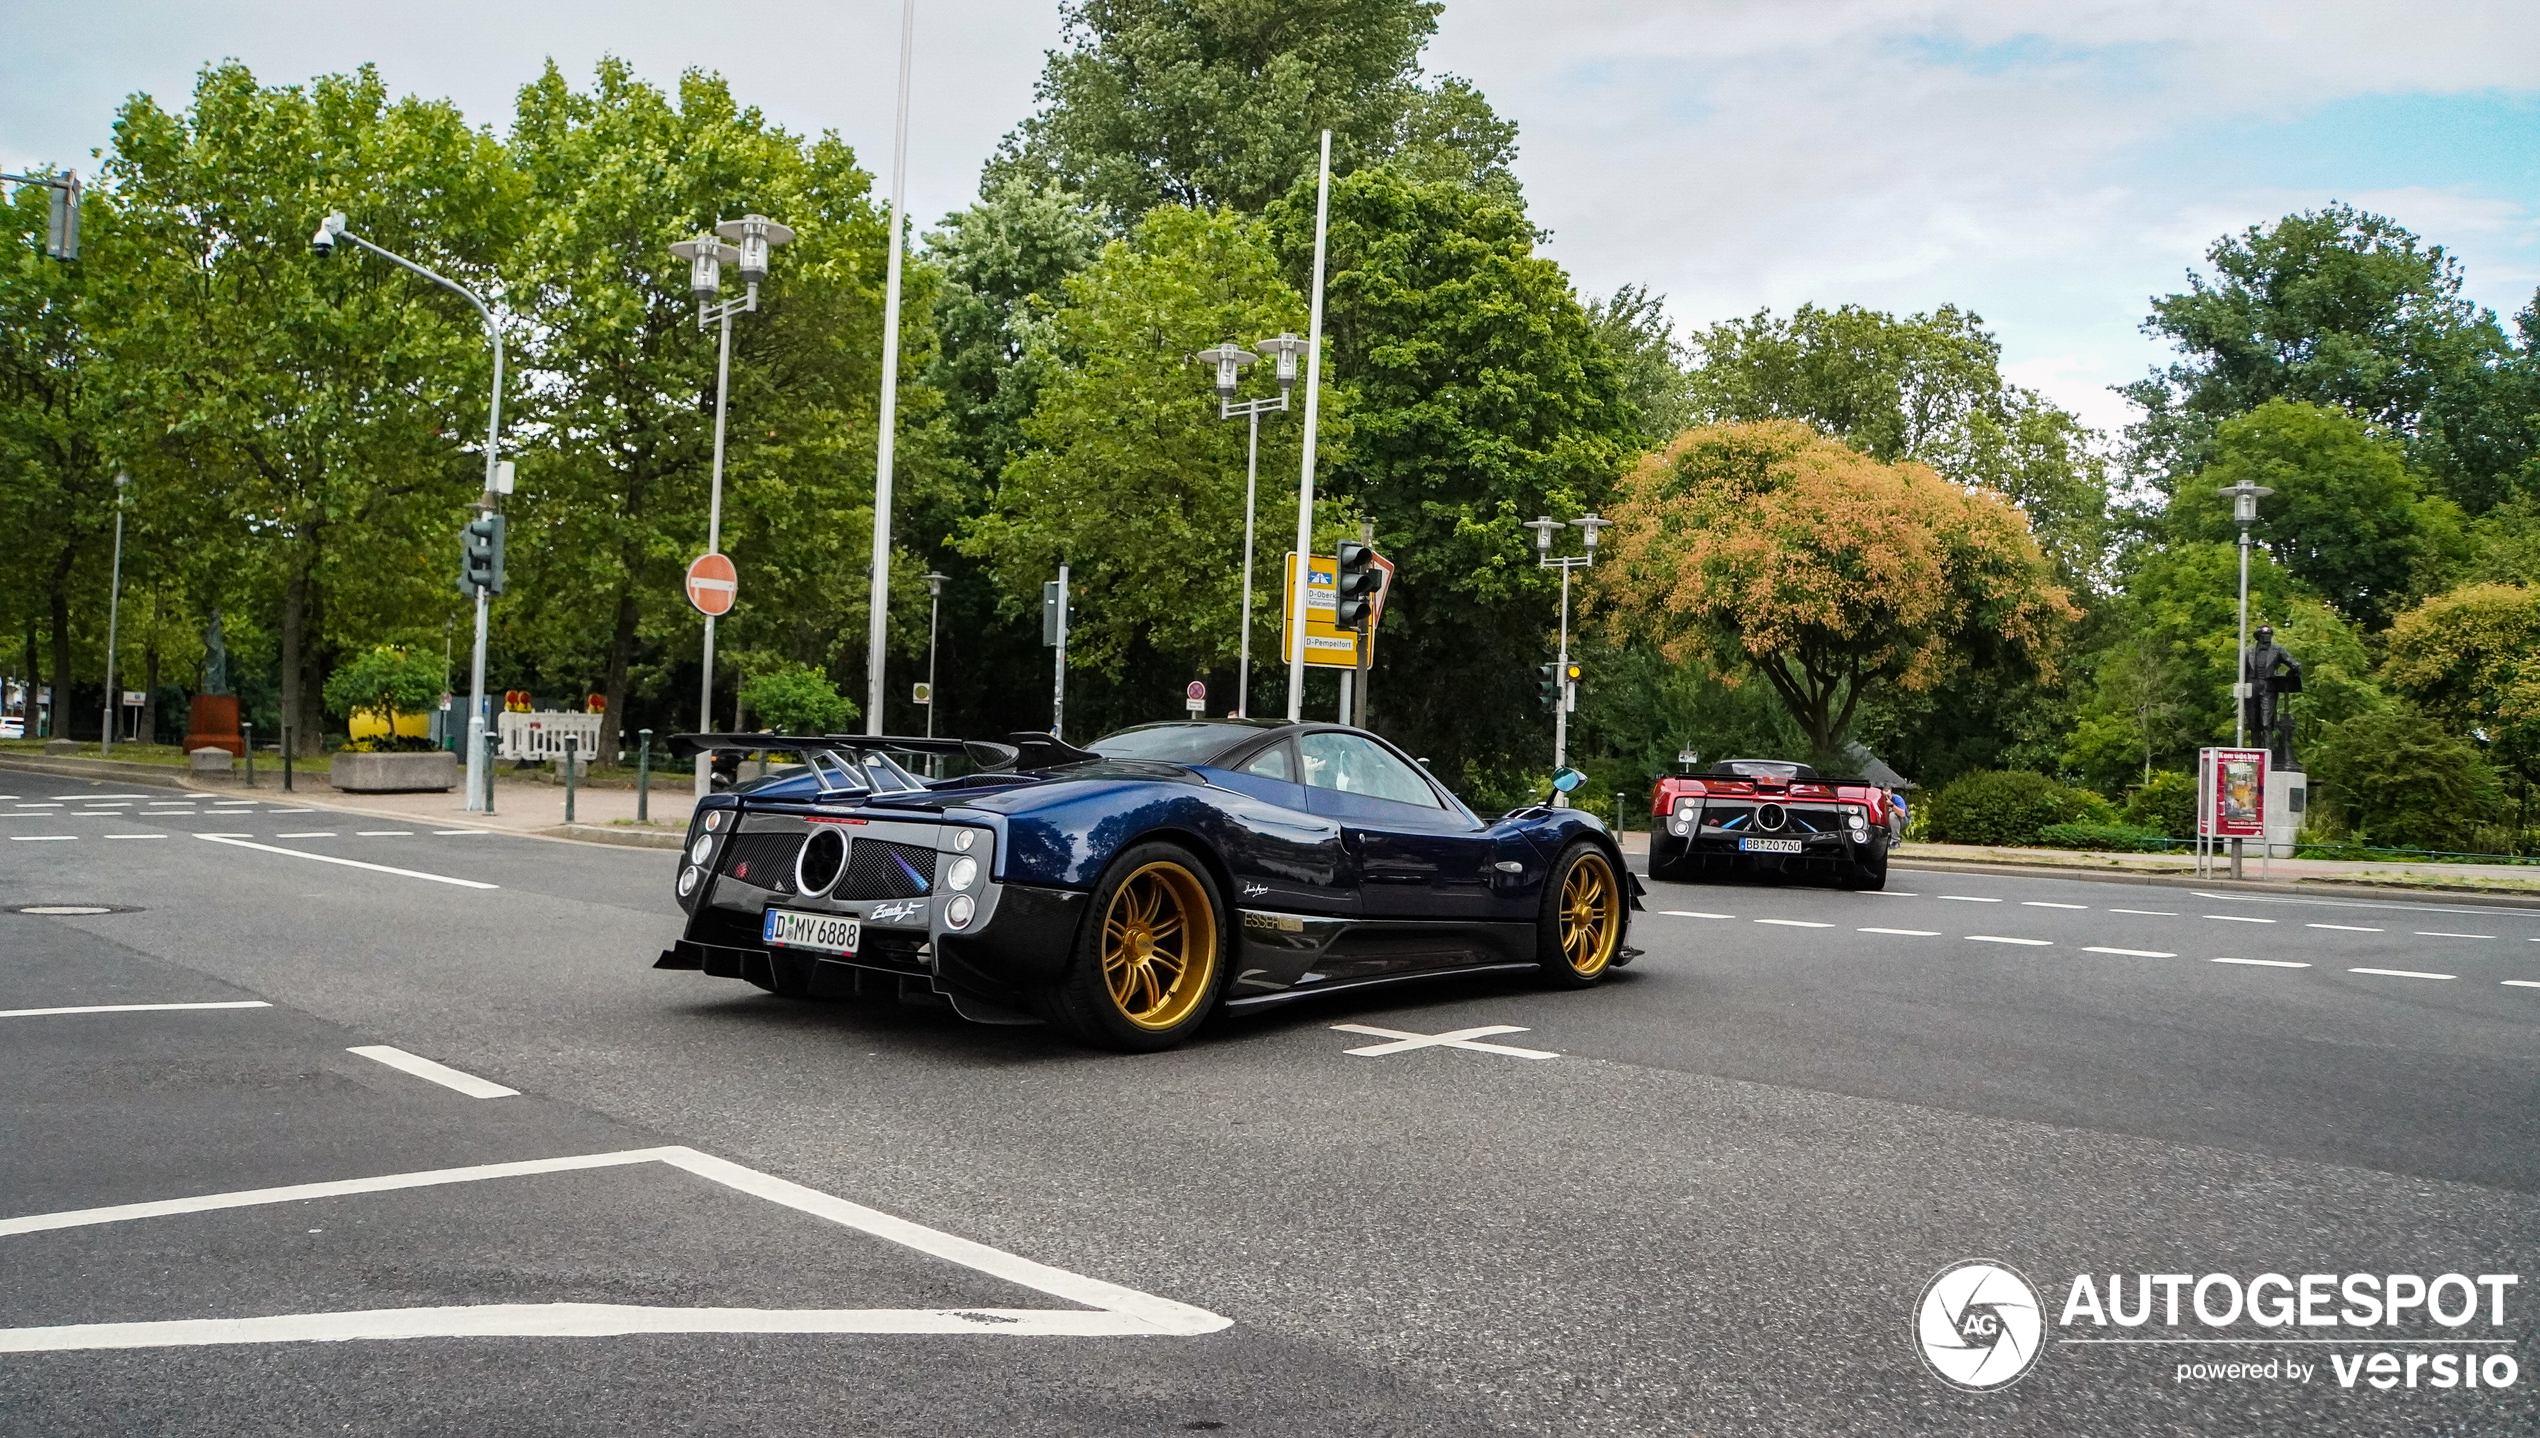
top-left (945, 894), bottom-right (976, 929)
top-left (703, 809), bottom-right (726, 831)
top-left (689, 833), bottom-right (715, 866)
top-left (952, 828), bottom-right (977, 852)
top-left (677, 865), bottom-right (702, 897)
top-left (945, 855), bottom-right (979, 891)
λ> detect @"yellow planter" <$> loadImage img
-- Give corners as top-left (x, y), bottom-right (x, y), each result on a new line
top-left (349, 708), bottom-right (432, 740)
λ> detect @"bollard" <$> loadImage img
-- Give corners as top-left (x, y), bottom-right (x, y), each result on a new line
top-left (1615, 791), bottom-right (1624, 832)
top-left (242, 722), bottom-right (255, 788)
top-left (483, 728), bottom-right (500, 816)
top-left (281, 725), bottom-right (294, 792)
top-left (636, 730), bottom-right (652, 824)
top-left (564, 734), bottom-right (578, 825)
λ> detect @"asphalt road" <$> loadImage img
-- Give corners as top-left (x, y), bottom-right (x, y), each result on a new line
top-left (3, 768), bottom-right (2534, 1435)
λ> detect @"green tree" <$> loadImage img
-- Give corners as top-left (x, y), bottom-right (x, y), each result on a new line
top-left (321, 644), bottom-right (444, 724)
top-left (961, 205), bottom-right (1332, 697)
top-left (2125, 203), bottom-right (2539, 509)
top-left (1586, 284), bottom-right (1694, 449)
top-left (927, 177), bottom-right (1107, 489)
top-left (1596, 421), bottom-right (2076, 762)
top-left (988, 0), bottom-right (1516, 222)
top-left (2381, 582), bottom-right (2540, 810)
top-left (107, 63), bottom-right (516, 755)
top-left (2112, 539), bottom-right (2381, 758)
top-left (2308, 704), bottom-right (2504, 851)
top-left (737, 660), bottom-right (858, 735)
top-left (1266, 165), bottom-right (1633, 783)
top-left (2165, 399), bottom-right (2445, 630)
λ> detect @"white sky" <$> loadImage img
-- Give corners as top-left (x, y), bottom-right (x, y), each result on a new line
top-left (6, 1), bottom-right (2537, 436)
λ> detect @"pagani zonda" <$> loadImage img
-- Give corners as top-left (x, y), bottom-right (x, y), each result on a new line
top-left (656, 721), bottom-right (1640, 1051)
top-left (1645, 758), bottom-right (1901, 890)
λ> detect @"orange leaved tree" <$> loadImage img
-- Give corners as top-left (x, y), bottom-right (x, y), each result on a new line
top-left (1595, 421), bottom-right (2076, 760)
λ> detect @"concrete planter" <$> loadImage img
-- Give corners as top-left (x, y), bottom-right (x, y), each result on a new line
top-left (330, 749), bottom-right (457, 793)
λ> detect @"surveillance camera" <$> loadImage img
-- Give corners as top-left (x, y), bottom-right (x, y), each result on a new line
top-left (311, 211), bottom-right (346, 255)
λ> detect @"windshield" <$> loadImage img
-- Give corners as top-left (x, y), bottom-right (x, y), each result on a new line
top-left (1087, 723), bottom-right (1250, 764)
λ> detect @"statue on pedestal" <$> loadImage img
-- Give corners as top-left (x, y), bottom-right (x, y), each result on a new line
top-left (2240, 624), bottom-right (2302, 771)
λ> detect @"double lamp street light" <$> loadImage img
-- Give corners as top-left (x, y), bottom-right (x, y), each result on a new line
top-left (1192, 334), bottom-right (1307, 718)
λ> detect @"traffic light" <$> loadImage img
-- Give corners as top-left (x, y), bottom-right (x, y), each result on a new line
top-left (1562, 660), bottom-right (1583, 713)
top-left (459, 514), bottom-right (506, 596)
top-left (1538, 662), bottom-right (1561, 709)
top-left (1334, 540), bottom-right (1381, 630)
top-left (45, 174), bottom-right (79, 261)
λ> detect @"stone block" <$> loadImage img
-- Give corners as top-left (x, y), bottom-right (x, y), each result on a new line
top-left (188, 746), bottom-right (235, 774)
top-left (330, 749), bottom-right (458, 793)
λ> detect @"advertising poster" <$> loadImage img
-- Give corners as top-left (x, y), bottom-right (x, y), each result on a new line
top-left (2200, 747), bottom-right (2268, 838)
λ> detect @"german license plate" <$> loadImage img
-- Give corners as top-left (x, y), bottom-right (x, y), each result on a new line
top-left (762, 908), bottom-right (858, 955)
top-left (1738, 837), bottom-right (1803, 854)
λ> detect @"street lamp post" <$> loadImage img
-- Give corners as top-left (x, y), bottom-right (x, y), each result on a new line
top-left (99, 471), bottom-right (127, 755)
top-left (1526, 513), bottom-right (1609, 801)
top-left (670, 215), bottom-right (793, 797)
top-left (922, 570), bottom-right (948, 770)
top-left (1194, 335), bottom-right (1302, 717)
top-left (312, 212), bottom-right (504, 810)
top-left (2220, 477), bottom-right (2273, 880)
top-left (866, 0), bottom-right (920, 737)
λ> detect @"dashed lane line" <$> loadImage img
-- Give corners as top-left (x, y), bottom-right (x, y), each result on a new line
top-left (1937, 895), bottom-right (2001, 903)
top-left (2308, 924), bottom-right (2383, 932)
top-left (347, 1045), bottom-right (519, 1098)
top-left (2110, 909), bottom-right (2177, 916)
top-left (2084, 946), bottom-right (2177, 958)
top-left (0, 1001), bottom-right (271, 1021)
top-left (2022, 901), bottom-right (2088, 909)
top-left (2416, 931), bottom-right (2495, 940)
top-left (356, 830), bottom-right (414, 837)
top-left (102, 834), bottom-right (166, 840)
top-left (194, 834), bottom-right (497, 889)
top-left (2204, 915), bottom-right (2275, 924)
top-left (1755, 918), bottom-right (1834, 928)
top-left (8, 836), bottom-right (75, 842)
top-left (1659, 910), bottom-right (1736, 919)
top-left (2349, 967), bottom-right (2456, 981)
top-left (2505, 980), bottom-right (2540, 989)
top-left (1860, 927), bottom-right (1940, 936)
top-left (273, 831), bottom-right (336, 839)
top-left (2214, 958), bottom-right (2308, 968)
top-left (1968, 935), bottom-right (2053, 946)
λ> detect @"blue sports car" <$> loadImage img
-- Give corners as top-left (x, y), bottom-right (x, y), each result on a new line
top-left (656, 720), bottom-right (1640, 1051)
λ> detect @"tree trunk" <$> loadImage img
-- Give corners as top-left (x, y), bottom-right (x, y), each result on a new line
top-left (598, 586), bottom-right (637, 761)
top-left (48, 543), bottom-right (75, 739)
top-left (281, 554), bottom-right (309, 757)
top-left (140, 624), bottom-right (161, 746)
top-left (23, 622), bottom-right (39, 736)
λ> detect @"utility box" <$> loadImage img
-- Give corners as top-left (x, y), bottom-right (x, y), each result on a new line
top-left (2265, 768), bottom-right (2306, 858)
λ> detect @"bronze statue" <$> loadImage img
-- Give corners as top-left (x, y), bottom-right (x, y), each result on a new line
top-left (2240, 624), bottom-right (2302, 771)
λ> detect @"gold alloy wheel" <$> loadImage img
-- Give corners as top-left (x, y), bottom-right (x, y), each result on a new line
top-left (1100, 860), bottom-right (1219, 1030)
top-left (1559, 851), bottom-right (1621, 977)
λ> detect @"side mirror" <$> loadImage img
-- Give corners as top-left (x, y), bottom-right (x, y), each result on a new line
top-left (1551, 767), bottom-right (1586, 793)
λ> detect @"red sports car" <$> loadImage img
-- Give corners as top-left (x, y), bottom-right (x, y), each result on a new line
top-left (1646, 759), bottom-right (1902, 890)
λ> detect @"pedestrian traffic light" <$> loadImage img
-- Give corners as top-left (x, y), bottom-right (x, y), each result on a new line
top-left (1334, 540), bottom-right (1381, 629)
top-left (1538, 662), bottom-right (1561, 709)
top-left (459, 514), bottom-right (506, 596)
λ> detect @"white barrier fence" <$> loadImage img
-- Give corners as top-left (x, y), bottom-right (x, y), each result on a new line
top-left (498, 711), bottom-right (604, 766)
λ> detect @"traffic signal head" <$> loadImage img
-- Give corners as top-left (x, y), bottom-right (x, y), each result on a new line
top-left (459, 514), bottom-right (506, 595)
top-left (45, 174), bottom-right (80, 261)
top-left (1538, 661), bottom-right (1561, 709)
top-left (1334, 540), bottom-right (1381, 629)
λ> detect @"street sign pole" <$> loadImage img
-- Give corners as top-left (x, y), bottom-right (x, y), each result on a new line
top-left (1053, 562), bottom-right (1069, 741)
top-left (99, 473), bottom-right (126, 756)
top-left (698, 304), bottom-right (734, 798)
top-left (1287, 130), bottom-right (1332, 722)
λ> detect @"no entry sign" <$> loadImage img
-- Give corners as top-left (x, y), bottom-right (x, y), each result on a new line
top-left (686, 553), bottom-right (737, 617)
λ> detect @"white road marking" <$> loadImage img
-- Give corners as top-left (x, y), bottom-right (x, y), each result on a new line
top-left (2504, 980), bottom-right (2540, 989)
top-left (2084, 947), bottom-right (2176, 958)
top-left (102, 834), bottom-right (167, 840)
top-left (433, 829), bottom-right (490, 836)
top-left (265, 808), bottom-right (316, 814)
top-left (12, 803), bottom-right (62, 808)
top-left (1968, 935), bottom-right (2052, 946)
top-left (2204, 915), bottom-right (2274, 923)
top-left (347, 1045), bottom-right (519, 1098)
top-left (1659, 910), bottom-right (1736, 919)
top-left (1330, 1023), bottom-right (1558, 1059)
top-left (70, 794), bottom-right (158, 800)
top-left (1865, 891), bottom-right (1918, 897)
top-left (2415, 931), bottom-right (2494, 940)
top-left (1937, 895), bottom-right (2001, 902)
top-left (1754, 918), bottom-right (1834, 928)
top-left (2213, 957), bottom-right (2307, 968)
top-left (79, 803), bottom-right (131, 808)
top-left (0, 1001), bottom-right (271, 1021)
top-left (195, 834), bottom-right (496, 889)
top-left (2110, 909), bottom-right (2177, 916)
top-left (9, 836), bottom-right (75, 842)
top-left (2349, 967), bottom-right (2455, 981)
top-left (0, 1146), bottom-right (1230, 1349)
top-left (1859, 927), bottom-right (1940, 936)
top-left (2308, 924), bottom-right (2383, 932)
top-left (356, 830), bottom-right (414, 837)
top-left (2022, 901), bottom-right (2087, 909)
top-left (273, 831), bottom-right (336, 839)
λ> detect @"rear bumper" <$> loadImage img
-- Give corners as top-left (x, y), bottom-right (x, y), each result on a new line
top-left (1648, 831), bottom-right (1884, 877)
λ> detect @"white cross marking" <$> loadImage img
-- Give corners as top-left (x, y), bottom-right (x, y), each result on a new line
top-left (1329, 1023), bottom-right (1558, 1060)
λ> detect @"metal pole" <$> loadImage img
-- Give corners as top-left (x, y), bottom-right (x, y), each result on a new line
top-left (466, 588), bottom-right (490, 808)
top-left (1351, 517), bottom-right (1372, 730)
top-left (2232, 527), bottom-right (2251, 880)
top-left (925, 587), bottom-right (941, 739)
top-left (1554, 562), bottom-right (1571, 796)
top-left (1287, 130), bottom-right (1332, 722)
top-left (697, 307), bottom-right (734, 799)
top-left (1053, 561), bottom-right (1069, 740)
top-left (242, 721), bottom-right (254, 787)
top-left (99, 474), bottom-right (126, 755)
top-left (636, 729), bottom-right (651, 824)
top-left (866, 0), bottom-right (918, 737)
top-left (564, 734), bottom-right (578, 825)
top-left (1239, 408), bottom-right (1258, 718)
top-left (484, 728), bottom-right (499, 815)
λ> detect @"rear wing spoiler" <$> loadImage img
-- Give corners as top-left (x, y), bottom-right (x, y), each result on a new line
top-left (665, 731), bottom-right (1101, 773)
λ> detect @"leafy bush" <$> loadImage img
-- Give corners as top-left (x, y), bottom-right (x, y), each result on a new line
top-left (2119, 769), bottom-right (2197, 839)
top-left (322, 646), bottom-right (443, 750)
top-left (737, 663), bottom-right (857, 736)
top-left (1922, 769), bottom-right (2107, 845)
top-left (2308, 705), bottom-right (2505, 852)
top-left (2037, 822), bottom-right (2172, 853)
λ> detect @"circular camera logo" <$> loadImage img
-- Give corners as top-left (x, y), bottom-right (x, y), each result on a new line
top-left (1916, 1260), bottom-right (2045, 1391)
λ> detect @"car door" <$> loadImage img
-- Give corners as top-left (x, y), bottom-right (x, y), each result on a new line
top-left (1193, 740), bottom-right (1357, 919)
top-left (1295, 731), bottom-right (1496, 924)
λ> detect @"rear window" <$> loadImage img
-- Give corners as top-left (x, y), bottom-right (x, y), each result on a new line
top-left (1087, 723), bottom-right (1248, 764)
top-left (1712, 760), bottom-right (1813, 780)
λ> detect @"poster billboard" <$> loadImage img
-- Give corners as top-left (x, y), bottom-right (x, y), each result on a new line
top-left (2198, 747), bottom-right (2268, 839)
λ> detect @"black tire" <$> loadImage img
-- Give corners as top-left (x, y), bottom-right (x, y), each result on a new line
top-left (1838, 845), bottom-right (1889, 891)
top-left (1048, 842), bottom-right (1233, 1052)
top-left (1537, 841), bottom-right (1628, 989)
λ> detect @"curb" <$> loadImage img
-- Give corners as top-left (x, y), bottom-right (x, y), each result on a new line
top-left (0, 753), bottom-right (195, 788)
top-left (533, 823), bottom-right (686, 851)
